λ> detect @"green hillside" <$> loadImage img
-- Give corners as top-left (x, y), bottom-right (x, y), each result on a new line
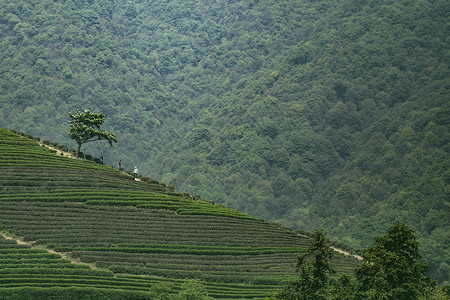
top-left (0, 128), bottom-right (360, 298)
top-left (0, 0), bottom-right (448, 283)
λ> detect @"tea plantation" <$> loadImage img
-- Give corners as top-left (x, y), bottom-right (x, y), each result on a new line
top-left (0, 128), bottom-right (359, 298)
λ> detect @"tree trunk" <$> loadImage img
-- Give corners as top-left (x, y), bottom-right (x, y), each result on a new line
top-left (77, 144), bottom-right (85, 159)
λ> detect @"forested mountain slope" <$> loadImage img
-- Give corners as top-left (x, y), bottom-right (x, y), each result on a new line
top-left (0, 0), bottom-right (448, 282)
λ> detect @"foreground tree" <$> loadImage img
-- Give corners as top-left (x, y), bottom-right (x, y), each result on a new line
top-left (355, 222), bottom-right (432, 299)
top-left (68, 109), bottom-right (118, 155)
top-left (273, 224), bottom-right (445, 299)
top-left (274, 229), bottom-right (335, 299)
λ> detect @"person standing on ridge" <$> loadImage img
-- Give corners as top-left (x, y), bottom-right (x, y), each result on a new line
top-left (134, 166), bottom-right (138, 179)
top-left (118, 160), bottom-right (122, 170)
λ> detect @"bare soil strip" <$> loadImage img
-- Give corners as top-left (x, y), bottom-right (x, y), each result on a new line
top-left (38, 142), bottom-right (77, 159)
top-left (0, 232), bottom-right (102, 270)
top-left (331, 246), bottom-right (363, 261)
top-left (38, 141), bottom-right (140, 181)
top-left (296, 233), bottom-right (363, 261)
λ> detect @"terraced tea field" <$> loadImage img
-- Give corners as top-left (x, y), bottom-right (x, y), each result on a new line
top-left (0, 128), bottom-right (359, 298)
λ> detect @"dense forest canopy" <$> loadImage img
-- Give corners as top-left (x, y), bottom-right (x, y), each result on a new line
top-left (0, 0), bottom-right (448, 283)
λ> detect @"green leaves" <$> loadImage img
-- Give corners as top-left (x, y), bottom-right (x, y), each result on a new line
top-left (275, 230), bottom-right (335, 300)
top-left (355, 222), bottom-right (431, 299)
top-left (68, 109), bottom-right (117, 153)
top-left (275, 223), bottom-right (442, 299)
top-left (0, 0), bottom-right (448, 284)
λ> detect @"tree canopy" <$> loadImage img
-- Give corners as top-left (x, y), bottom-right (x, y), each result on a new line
top-left (275, 223), bottom-right (445, 299)
top-left (68, 109), bottom-right (117, 154)
top-left (355, 222), bottom-right (432, 299)
top-left (275, 229), bottom-right (335, 299)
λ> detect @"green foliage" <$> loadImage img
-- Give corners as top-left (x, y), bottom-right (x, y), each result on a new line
top-left (274, 230), bottom-right (335, 300)
top-left (355, 222), bottom-right (433, 299)
top-left (0, 0), bottom-right (448, 283)
top-left (0, 287), bottom-right (155, 300)
top-left (3, 128), bottom-right (356, 298)
top-left (177, 281), bottom-right (211, 300)
top-left (275, 224), bottom-right (446, 299)
top-left (68, 109), bottom-right (117, 154)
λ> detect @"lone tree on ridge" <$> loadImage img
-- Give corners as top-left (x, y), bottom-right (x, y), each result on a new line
top-left (68, 109), bottom-right (118, 156)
